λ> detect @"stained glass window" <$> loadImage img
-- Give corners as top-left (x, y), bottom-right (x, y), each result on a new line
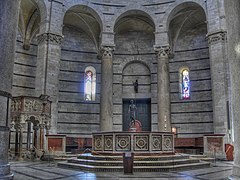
top-left (179, 68), bottom-right (190, 99)
top-left (84, 67), bottom-right (96, 101)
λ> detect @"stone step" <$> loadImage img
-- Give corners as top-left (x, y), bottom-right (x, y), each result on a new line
top-left (68, 157), bottom-right (200, 166)
top-left (77, 153), bottom-right (190, 161)
top-left (190, 155), bottom-right (215, 162)
top-left (58, 161), bottom-right (210, 172)
top-left (58, 153), bottom-right (211, 172)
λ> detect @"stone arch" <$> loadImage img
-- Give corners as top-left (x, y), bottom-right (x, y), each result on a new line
top-left (62, 4), bottom-right (103, 50)
top-left (19, 0), bottom-right (44, 48)
top-left (161, 0), bottom-right (206, 32)
top-left (113, 8), bottom-right (156, 33)
top-left (32, 0), bottom-right (48, 23)
top-left (122, 60), bottom-right (151, 95)
top-left (114, 9), bottom-right (155, 55)
top-left (63, 2), bottom-right (103, 31)
top-left (122, 60), bottom-right (151, 74)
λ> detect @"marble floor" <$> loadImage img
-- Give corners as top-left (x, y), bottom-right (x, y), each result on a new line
top-left (10, 160), bottom-right (238, 180)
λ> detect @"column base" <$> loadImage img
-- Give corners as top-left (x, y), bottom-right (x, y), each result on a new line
top-left (232, 164), bottom-right (240, 177)
top-left (0, 164), bottom-right (14, 180)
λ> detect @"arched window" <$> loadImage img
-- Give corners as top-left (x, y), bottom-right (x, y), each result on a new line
top-left (84, 66), bottom-right (96, 101)
top-left (179, 67), bottom-right (190, 99)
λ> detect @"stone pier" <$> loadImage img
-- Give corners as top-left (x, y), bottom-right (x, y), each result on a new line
top-left (225, 0), bottom-right (240, 178)
top-left (0, 0), bottom-right (20, 179)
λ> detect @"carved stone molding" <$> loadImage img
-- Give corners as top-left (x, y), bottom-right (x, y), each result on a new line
top-left (37, 33), bottom-right (63, 45)
top-left (94, 135), bottom-right (103, 151)
top-left (207, 30), bottom-right (227, 45)
top-left (152, 135), bottom-right (162, 151)
top-left (11, 98), bottom-right (22, 111)
top-left (11, 96), bottom-right (52, 132)
top-left (101, 46), bottom-right (115, 58)
top-left (154, 45), bottom-right (171, 58)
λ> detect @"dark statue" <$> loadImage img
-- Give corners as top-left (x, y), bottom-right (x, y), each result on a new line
top-left (133, 80), bottom-right (138, 93)
top-left (128, 99), bottom-right (137, 125)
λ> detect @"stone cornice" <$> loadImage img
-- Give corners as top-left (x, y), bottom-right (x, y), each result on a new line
top-left (0, 90), bottom-right (12, 98)
top-left (154, 45), bottom-right (171, 58)
top-left (37, 33), bottom-right (63, 45)
top-left (207, 30), bottom-right (227, 45)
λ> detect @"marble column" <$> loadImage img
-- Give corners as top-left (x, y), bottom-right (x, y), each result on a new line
top-left (18, 125), bottom-right (23, 160)
top-left (0, 0), bottom-right (20, 179)
top-left (154, 46), bottom-right (171, 132)
top-left (14, 130), bottom-right (19, 157)
top-left (36, 33), bottom-right (63, 134)
top-left (100, 46), bottom-right (114, 132)
top-left (207, 31), bottom-right (228, 135)
top-left (33, 123), bottom-right (39, 149)
top-left (224, 0), bottom-right (240, 177)
top-left (39, 124), bottom-right (45, 150)
top-left (26, 120), bottom-right (31, 150)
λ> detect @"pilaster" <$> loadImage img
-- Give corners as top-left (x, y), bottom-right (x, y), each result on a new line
top-left (36, 32), bottom-right (63, 134)
top-left (207, 30), bottom-right (229, 136)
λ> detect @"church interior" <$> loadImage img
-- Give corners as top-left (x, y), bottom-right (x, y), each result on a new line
top-left (0, 0), bottom-right (240, 179)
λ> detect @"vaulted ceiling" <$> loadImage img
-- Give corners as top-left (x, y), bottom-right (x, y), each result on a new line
top-left (18, 0), bottom-right (40, 49)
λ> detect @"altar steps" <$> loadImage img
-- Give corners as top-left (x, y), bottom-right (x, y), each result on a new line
top-left (58, 153), bottom-right (211, 172)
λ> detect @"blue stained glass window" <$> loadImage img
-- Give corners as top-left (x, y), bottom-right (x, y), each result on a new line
top-left (182, 69), bottom-right (190, 99)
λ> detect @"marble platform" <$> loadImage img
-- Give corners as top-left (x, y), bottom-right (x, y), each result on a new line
top-left (10, 160), bottom-right (234, 180)
top-left (58, 153), bottom-right (211, 172)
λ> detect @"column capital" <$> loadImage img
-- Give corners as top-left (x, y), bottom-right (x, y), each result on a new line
top-left (37, 33), bottom-right (64, 45)
top-left (100, 45), bottom-right (115, 58)
top-left (207, 30), bottom-right (227, 45)
top-left (154, 45), bottom-right (171, 58)
top-left (39, 124), bottom-right (45, 129)
top-left (14, 122), bottom-right (23, 132)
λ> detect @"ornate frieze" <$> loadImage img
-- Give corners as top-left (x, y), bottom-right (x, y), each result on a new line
top-left (94, 135), bottom-right (103, 151)
top-left (11, 95), bottom-right (51, 130)
top-left (24, 99), bottom-right (43, 112)
top-left (93, 132), bottom-right (174, 153)
top-left (101, 46), bottom-right (115, 58)
top-left (154, 45), bottom-right (171, 58)
top-left (37, 33), bottom-right (63, 45)
top-left (104, 135), bottom-right (113, 151)
top-left (152, 135), bottom-right (162, 151)
top-left (11, 98), bottom-right (22, 111)
top-left (134, 135), bottom-right (149, 151)
top-left (163, 135), bottom-right (173, 151)
top-left (116, 135), bottom-right (131, 151)
top-left (207, 30), bottom-right (227, 45)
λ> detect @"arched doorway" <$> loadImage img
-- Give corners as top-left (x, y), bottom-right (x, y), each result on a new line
top-left (122, 62), bottom-right (151, 131)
